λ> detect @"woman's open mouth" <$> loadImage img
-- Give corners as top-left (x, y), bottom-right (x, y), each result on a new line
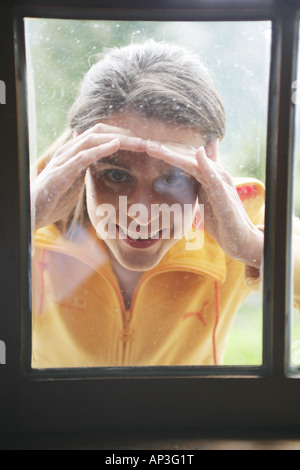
top-left (117, 225), bottom-right (165, 249)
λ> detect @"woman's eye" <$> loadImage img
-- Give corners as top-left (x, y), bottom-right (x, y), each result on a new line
top-left (102, 169), bottom-right (131, 184)
top-left (165, 174), bottom-right (180, 185)
top-left (162, 172), bottom-right (188, 187)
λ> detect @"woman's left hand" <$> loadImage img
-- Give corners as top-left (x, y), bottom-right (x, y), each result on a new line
top-left (145, 139), bottom-right (264, 269)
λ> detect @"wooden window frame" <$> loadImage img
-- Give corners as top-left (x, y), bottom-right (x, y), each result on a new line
top-left (1, 0), bottom-right (300, 433)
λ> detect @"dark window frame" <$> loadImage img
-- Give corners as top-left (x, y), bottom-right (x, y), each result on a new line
top-left (1, 0), bottom-right (300, 433)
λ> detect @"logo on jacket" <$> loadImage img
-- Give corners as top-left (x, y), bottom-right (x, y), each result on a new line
top-left (183, 301), bottom-right (209, 326)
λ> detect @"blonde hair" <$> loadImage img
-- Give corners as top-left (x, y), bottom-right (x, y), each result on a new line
top-left (36, 40), bottom-right (226, 235)
top-left (69, 40), bottom-right (225, 140)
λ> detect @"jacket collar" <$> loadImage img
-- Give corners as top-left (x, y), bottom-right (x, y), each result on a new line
top-left (159, 229), bottom-right (227, 282)
top-left (34, 222), bottom-right (227, 283)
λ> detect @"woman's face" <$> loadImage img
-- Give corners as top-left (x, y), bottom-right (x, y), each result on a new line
top-left (85, 113), bottom-right (204, 271)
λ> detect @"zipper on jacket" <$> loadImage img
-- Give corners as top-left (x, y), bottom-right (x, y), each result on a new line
top-left (120, 309), bottom-right (133, 365)
top-left (118, 264), bottom-right (224, 365)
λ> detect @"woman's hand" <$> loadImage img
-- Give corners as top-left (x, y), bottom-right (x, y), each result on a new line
top-left (31, 123), bottom-right (145, 230)
top-left (145, 139), bottom-right (264, 269)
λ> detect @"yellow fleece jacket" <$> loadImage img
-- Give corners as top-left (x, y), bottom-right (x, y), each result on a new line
top-left (31, 178), bottom-right (300, 368)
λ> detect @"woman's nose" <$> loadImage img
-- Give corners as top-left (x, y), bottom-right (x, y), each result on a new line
top-left (126, 185), bottom-right (160, 226)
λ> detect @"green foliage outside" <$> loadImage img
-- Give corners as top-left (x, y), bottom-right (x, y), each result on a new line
top-left (25, 18), bottom-right (300, 366)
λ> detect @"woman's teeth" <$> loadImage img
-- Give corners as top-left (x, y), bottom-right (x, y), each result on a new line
top-left (120, 226), bottom-right (160, 240)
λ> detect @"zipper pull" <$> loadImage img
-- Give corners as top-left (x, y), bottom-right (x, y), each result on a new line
top-left (121, 310), bottom-right (134, 343)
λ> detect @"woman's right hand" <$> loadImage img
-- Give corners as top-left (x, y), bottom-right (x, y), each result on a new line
top-left (31, 123), bottom-right (145, 230)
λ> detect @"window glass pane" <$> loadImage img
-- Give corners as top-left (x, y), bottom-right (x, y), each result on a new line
top-left (25, 19), bottom-right (270, 369)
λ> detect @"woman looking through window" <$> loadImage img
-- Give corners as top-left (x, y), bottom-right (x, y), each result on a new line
top-left (30, 40), bottom-right (300, 368)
